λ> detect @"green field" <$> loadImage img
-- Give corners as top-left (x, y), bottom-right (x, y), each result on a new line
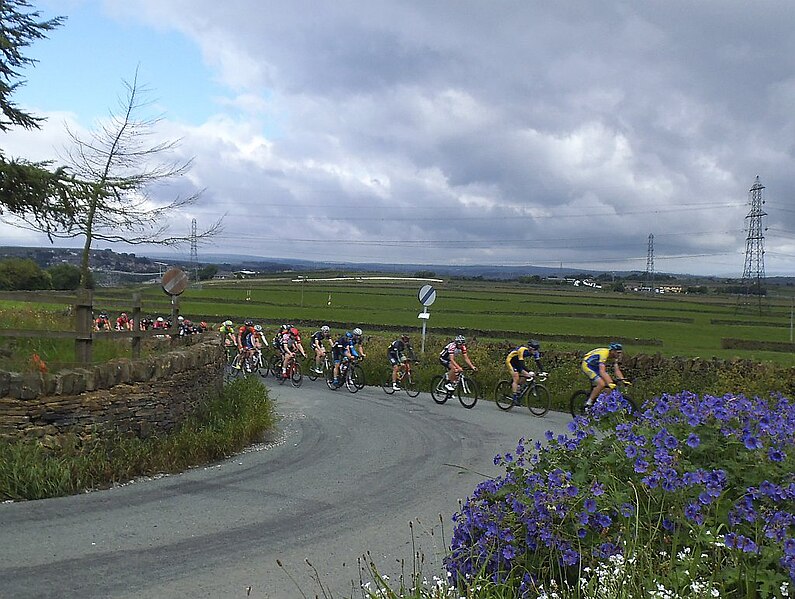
top-left (87, 275), bottom-right (795, 364)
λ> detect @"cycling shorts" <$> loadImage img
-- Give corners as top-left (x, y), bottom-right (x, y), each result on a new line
top-left (387, 350), bottom-right (402, 366)
top-left (507, 355), bottom-right (529, 373)
top-left (439, 356), bottom-right (451, 369)
top-left (332, 346), bottom-right (346, 363)
top-left (581, 359), bottom-right (601, 382)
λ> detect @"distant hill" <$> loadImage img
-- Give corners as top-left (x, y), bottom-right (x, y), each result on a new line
top-left (6, 245), bottom-right (794, 284)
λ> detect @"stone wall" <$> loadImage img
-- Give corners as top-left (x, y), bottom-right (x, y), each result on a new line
top-left (0, 339), bottom-right (225, 442)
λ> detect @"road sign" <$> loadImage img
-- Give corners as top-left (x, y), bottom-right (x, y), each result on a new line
top-left (161, 268), bottom-right (189, 296)
top-left (418, 284), bottom-right (436, 306)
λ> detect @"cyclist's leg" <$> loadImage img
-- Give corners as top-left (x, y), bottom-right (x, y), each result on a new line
top-left (581, 360), bottom-right (603, 404)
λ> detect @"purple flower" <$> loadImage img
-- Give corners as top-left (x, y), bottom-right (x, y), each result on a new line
top-left (686, 433), bottom-right (700, 448)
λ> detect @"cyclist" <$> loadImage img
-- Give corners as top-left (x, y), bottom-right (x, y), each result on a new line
top-left (235, 319), bottom-right (257, 369)
top-left (351, 327), bottom-right (366, 357)
top-left (115, 312), bottom-right (133, 331)
top-left (388, 334), bottom-right (415, 390)
top-left (439, 334), bottom-right (477, 393)
top-left (279, 324), bottom-right (306, 379)
top-left (310, 325), bottom-right (332, 374)
top-left (331, 331), bottom-right (359, 387)
top-left (581, 342), bottom-right (626, 407)
top-left (219, 320), bottom-right (237, 361)
top-left (505, 339), bottom-right (547, 404)
top-left (253, 324), bottom-right (269, 350)
top-left (94, 312), bottom-right (110, 331)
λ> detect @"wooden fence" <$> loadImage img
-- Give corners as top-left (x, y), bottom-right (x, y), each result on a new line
top-left (0, 290), bottom-right (181, 365)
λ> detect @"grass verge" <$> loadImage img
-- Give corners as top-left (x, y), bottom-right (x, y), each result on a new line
top-left (0, 376), bottom-right (276, 501)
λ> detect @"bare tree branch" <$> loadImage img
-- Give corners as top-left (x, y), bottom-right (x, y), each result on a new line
top-left (11, 68), bottom-right (223, 287)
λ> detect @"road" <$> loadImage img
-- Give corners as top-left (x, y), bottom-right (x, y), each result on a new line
top-left (0, 379), bottom-right (571, 599)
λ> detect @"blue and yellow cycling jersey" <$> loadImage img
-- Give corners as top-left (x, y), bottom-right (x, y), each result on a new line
top-left (583, 348), bottom-right (611, 368)
top-left (506, 346), bottom-right (542, 372)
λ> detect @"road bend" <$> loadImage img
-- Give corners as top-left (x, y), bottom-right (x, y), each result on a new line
top-left (0, 380), bottom-right (570, 599)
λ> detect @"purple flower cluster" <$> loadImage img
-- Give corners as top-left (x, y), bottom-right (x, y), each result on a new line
top-left (446, 390), bottom-right (795, 593)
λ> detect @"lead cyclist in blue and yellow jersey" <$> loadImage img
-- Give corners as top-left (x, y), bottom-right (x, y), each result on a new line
top-left (581, 342), bottom-right (625, 407)
top-left (505, 339), bottom-right (547, 404)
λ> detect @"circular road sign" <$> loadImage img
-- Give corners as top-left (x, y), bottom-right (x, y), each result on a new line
top-left (418, 284), bottom-right (436, 306)
top-left (161, 267), bottom-right (189, 296)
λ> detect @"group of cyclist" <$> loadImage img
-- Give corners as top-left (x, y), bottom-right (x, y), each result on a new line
top-left (220, 318), bottom-right (626, 405)
top-left (93, 311), bottom-right (208, 335)
top-left (221, 320), bottom-right (367, 386)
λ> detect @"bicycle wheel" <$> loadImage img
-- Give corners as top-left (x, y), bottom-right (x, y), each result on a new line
top-left (526, 383), bottom-right (551, 417)
top-left (569, 389), bottom-right (590, 418)
top-left (269, 354), bottom-right (282, 378)
top-left (404, 373), bottom-right (420, 398)
top-left (382, 373), bottom-right (396, 395)
top-left (290, 362), bottom-right (303, 387)
top-left (430, 375), bottom-right (449, 404)
top-left (326, 367), bottom-right (339, 390)
top-left (345, 367), bottom-right (360, 393)
top-left (494, 380), bottom-right (515, 411)
top-left (620, 394), bottom-right (638, 415)
top-left (257, 353), bottom-right (270, 378)
top-left (352, 364), bottom-right (366, 390)
top-left (457, 377), bottom-right (479, 409)
top-left (307, 358), bottom-right (320, 381)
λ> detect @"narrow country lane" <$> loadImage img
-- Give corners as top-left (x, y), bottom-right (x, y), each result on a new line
top-left (0, 380), bottom-right (571, 599)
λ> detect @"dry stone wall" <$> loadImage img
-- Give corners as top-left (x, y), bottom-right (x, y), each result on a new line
top-left (0, 339), bottom-right (225, 442)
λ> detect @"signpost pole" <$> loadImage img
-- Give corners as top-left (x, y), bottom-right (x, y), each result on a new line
top-left (421, 306), bottom-right (428, 353)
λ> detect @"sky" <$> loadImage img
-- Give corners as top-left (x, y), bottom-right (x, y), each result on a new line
top-left (2, 0), bottom-right (795, 277)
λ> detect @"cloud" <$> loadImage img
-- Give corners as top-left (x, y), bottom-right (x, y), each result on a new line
top-left (3, 1), bottom-right (794, 275)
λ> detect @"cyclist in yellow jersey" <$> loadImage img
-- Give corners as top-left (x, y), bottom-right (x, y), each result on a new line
top-left (505, 339), bottom-right (546, 403)
top-left (581, 342), bottom-right (625, 406)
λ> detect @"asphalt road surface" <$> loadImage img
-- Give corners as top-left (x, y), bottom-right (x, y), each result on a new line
top-left (0, 378), bottom-right (571, 599)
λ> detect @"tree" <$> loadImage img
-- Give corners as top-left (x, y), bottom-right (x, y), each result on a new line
top-left (0, 257), bottom-right (50, 290)
top-left (47, 263), bottom-right (81, 290)
top-left (0, 1), bottom-right (77, 226)
top-left (198, 264), bottom-right (218, 280)
top-left (13, 70), bottom-right (222, 287)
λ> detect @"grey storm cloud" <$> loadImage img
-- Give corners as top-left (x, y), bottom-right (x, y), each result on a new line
top-left (12, 0), bottom-right (794, 274)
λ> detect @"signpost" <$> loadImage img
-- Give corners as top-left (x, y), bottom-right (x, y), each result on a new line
top-left (161, 267), bottom-right (189, 331)
top-left (418, 284), bottom-right (436, 353)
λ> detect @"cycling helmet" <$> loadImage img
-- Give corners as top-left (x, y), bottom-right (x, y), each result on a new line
top-left (400, 333), bottom-right (410, 341)
top-left (280, 324), bottom-right (289, 331)
top-left (353, 327), bottom-right (363, 336)
top-left (528, 339), bottom-right (541, 349)
top-left (157, 316), bottom-right (164, 322)
top-left (609, 342), bottom-right (623, 351)
top-left (254, 324), bottom-right (262, 332)
top-left (244, 319), bottom-right (253, 326)
top-left (455, 335), bottom-right (466, 344)
top-left (224, 320), bottom-right (232, 326)
top-left (345, 331), bottom-right (353, 338)
top-left (178, 315), bottom-right (184, 321)
top-left (120, 312), bottom-right (127, 318)
top-left (321, 325), bottom-right (330, 333)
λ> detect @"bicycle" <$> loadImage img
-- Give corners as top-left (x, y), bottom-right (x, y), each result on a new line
top-left (569, 379), bottom-right (637, 418)
top-left (430, 368), bottom-right (480, 409)
top-left (494, 372), bottom-right (551, 416)
top-left (326, 356), bottom-right (365, 393)
top-left (228, 348), bottom-right (262, 380)
top-left (277, 353), bottom-right (303, 388)
top-left (382, 360), bottom-right (421, 398)
top-left (307, 353), bottom-right (331, 382)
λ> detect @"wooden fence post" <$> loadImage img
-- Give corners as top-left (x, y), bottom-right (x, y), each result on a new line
top-left (75, 289), bottom-right (93, 365)
top-left (131, 293), bottom-right (142, 359)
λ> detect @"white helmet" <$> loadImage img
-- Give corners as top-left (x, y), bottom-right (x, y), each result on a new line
top-left (321, 325), bottom-right (330, 333)
top-left (156, 317), bottom-right (164, 322)
top-left (353, 327), bottom-right (363, 336)
top-left (455, 335), bottom-right (466, 344)
top-left (178, 316), bottom-right (184, 321)
top-left (254, 324), bottom-right (262, 332)
top-left (224, 320), bottom-right (233, 326)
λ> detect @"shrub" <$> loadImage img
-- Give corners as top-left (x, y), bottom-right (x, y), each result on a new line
top-left (446, 390), bottom-right (795, 598)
